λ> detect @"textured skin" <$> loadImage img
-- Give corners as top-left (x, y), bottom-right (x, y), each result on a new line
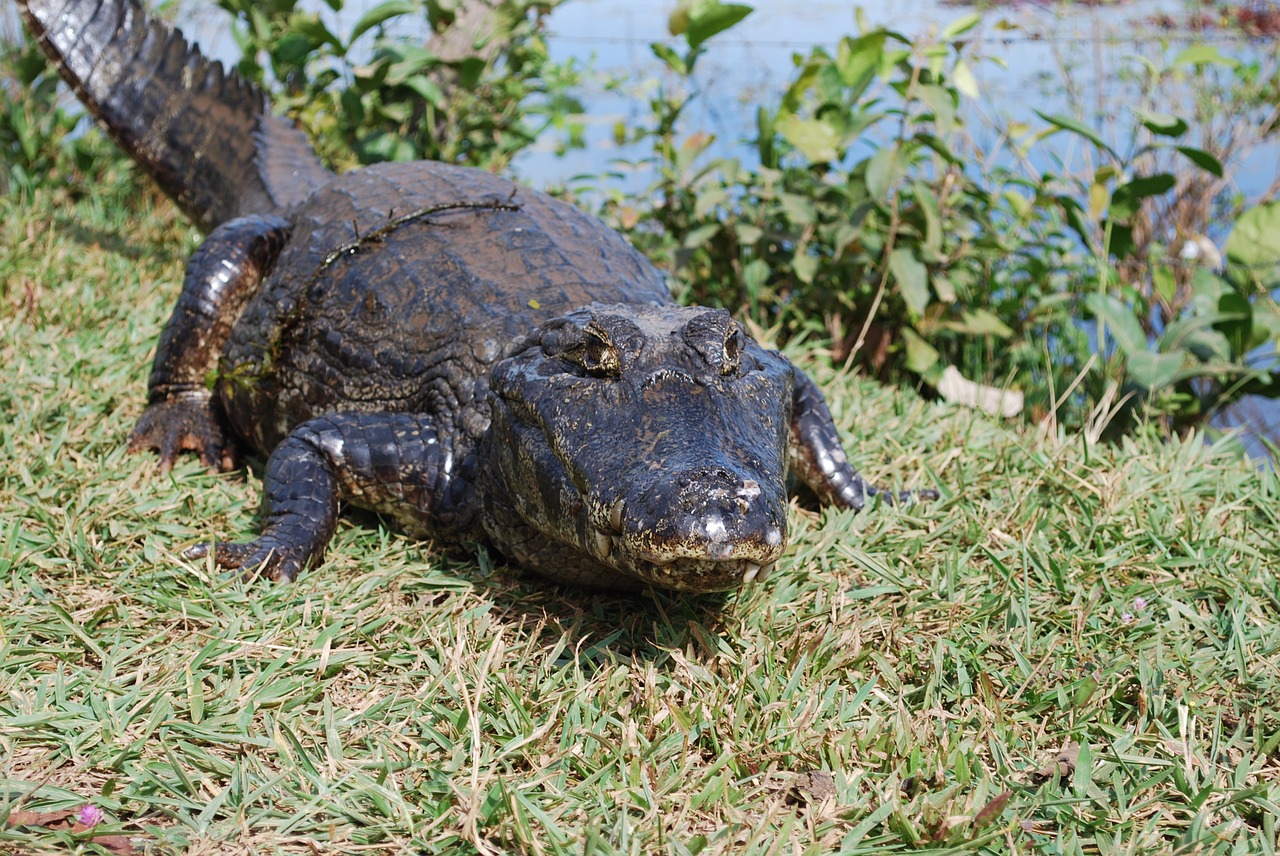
top-left (18, 0), bottom-right (328, 227)
top-left (128, 215), bottom-right (291, 471)
top-left (22, 0), bottom-right (937, 592)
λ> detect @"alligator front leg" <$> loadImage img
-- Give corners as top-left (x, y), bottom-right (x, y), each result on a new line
top-left (789, 367), bottom-right (938, 510)
top-left (186, 412), bottom-right (454, 581)
top-left (129, 215), bottom-right (291, 471)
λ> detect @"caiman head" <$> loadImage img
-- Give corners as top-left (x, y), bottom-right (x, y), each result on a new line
top-left (482, 303), bottom-right (796, 592)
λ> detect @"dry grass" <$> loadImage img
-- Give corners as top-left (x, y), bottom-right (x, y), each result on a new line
top-left (2, 187), bottom-right (1279, 854)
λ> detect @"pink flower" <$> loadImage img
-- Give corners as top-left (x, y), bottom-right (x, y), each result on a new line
top-left (1133, 597), bottom-right (1148, 611)
top-left (76, 804), bottom-right (104, 827)
top-left (1121, 611), bottom-right (1134, 624)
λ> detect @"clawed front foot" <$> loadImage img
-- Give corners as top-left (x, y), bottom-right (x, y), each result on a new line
top-left (184, 536), bottom-right (317, 582)
top-left (129, 392), bottom-right (238, 472)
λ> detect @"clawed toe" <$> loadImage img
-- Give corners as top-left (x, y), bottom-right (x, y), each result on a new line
top-left (183, 539), bottom-right (306, 582)
top-left (129, 394), bottom-right (239, 472)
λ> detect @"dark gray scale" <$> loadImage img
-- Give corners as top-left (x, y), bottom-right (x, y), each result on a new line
top-left (19, 0), bottom-right (938, 593)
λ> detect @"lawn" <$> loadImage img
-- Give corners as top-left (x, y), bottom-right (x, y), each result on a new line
top-left (1, 185), bottom-right (1279, 854)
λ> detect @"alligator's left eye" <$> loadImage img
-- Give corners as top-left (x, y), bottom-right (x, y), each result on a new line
top-left (580, 322), bottom-right (621, 377)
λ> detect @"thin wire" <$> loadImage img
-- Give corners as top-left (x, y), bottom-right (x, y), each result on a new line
top-left (550, 29), bottom-right (1280, 48)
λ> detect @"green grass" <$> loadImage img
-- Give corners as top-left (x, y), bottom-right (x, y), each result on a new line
top-left (2, 186), bottom-right (1279, 855)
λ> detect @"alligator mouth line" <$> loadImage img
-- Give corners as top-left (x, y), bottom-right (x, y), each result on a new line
top-left (586, 522), bottom-right (778, 588)
top-left (583, 494), bottom-right (783, 589)
top-left (639, 555), bottom-right (779, 588)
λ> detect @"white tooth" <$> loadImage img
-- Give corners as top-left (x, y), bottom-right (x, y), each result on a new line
top-left (592, 529), bottom-right (613, 559)
top-left (759, 561), bottom-right (776, 582)
top-left (609, 499), bottom-right (624, 532)
top-left (742, 562), bottom-right (761, 584)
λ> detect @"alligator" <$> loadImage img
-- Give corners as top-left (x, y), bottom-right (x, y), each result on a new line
top-left (18, 0), bottom-right (937, 592)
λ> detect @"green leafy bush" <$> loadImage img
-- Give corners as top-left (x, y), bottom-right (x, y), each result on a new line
top-left (601, 1), bottom-right (1280, 436)
top-left (608, 6), bottom-right (1088, 422)
top-left (0, 36), bottom-right (135, 200)
top-left (1033, 44), bottom-right (1280, 433)
top-left (214, 0), bottom-right (584, 171)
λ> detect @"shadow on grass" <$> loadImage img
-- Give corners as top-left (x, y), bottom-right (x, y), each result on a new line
top-left (395, 527), bottom-right (736, 667)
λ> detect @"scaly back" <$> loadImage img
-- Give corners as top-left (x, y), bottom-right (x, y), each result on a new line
top-left (18, 0), bottom-right (332, 230)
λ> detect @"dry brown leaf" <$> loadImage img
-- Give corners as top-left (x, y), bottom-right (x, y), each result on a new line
top-left (1031, 742), bottom-right (1081, 784)
top-left (972, 789), bottom-right (1012, 829)
top-left (787, 769), bottom-right (837, 805)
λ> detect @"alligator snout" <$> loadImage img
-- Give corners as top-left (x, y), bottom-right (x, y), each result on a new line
top-left (611, 462), bottom-right (788, 587)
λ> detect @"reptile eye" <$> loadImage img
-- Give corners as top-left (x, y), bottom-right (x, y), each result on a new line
top-left (722, 326), bottom-right (744, 375)
top-left (582, 323), bottom-right (620, 376)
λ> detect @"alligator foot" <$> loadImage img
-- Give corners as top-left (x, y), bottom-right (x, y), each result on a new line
top-left (128, 392), bottom-right (239, 472)
top-left (184, 538), bottom-right (314, 582)
top-left (789, 369), bottom-right (937, 511)
top-left (869, 486), bottom-right (941, 506)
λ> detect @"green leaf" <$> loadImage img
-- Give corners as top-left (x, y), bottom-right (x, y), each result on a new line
top-left (682, 222), bottom-right (721, 250)
top-left (1085, 293), bottom-right (1147, 357)
top-left (941, 13), bottom-right (982, 40)
top-left (1189, 267), bottom-right (1228, 315)
top-left (741, 258), bottom-right (769, 298)
top-left (349, 0), bottom-right (419, 45)
top-left (650, 42), bottom-right (687, 75)
top-left (400, 74), bottom-right (445, 107)
top-left (776, 115), bottom-right (840, 162)
top-left (1215, 291), bottom-right (1258, 358)
top-left (1160, 317), bottom-right (1229, 363)
top-left (357, 131), bottom-right (417, 163)
top-left (1110, 173), bottom-right (1175, 221)
top-left (777, 193), bottom-right (817, 226)
top-left (384, 47), bottom-right (437, 85)
top-left (1134, 109), bottom-right (1187, 138)
top-left (913, 181), bottom-right (943, 258)
top-left (902, 327), bottom-right (940, 375)
top-left (780, 57), bottom-right (824, 115)
top-left (793, 251), bottom-right (819, 285)
top-left (917, 85), bottom-right (957, 135)
top-left (271, 33), bottom-right (316, 70)
top-left (889, 248), bottom-right (930, 315)
top-left (1153, 263), bottom-right (1176, 306)
top-left (685, 2), bottom-right (753, 51)
top-left (1174, 44), bottom-right (1240, 68)
top-left (735, 223), bottom-right (763, 245)
top-left (821, 218), bottom-right (856, 258)
top-left (1034, 111), bottom-right (1115, 159)
top-left (943, 309), bottom-right (1013, 337)
top-left (951, 59), bottom-right (979, 99)
top-left (1103, 221), bottom-right (1135, 259)
top-left (836, 31), bottom-right (887, 101)
top-left (457, 56), bottom-right (485, 89)
top-left (694, 187), bottom-right (728, 218)
top-left (1175, 146), bottom-right (1224, 178)
top-left (931, 274), bottom-right (956, 303)
top-left (865, 145), bottom-right (898, 200)
top-left (1127, 351), bottom-right (1184, 392)
top-left (1225, 201), bottom-right (1280, 278)
top-left (290, 16), bottom-right (343, 51)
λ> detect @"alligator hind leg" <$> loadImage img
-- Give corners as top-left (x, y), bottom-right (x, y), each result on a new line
top-left (129, 215), bottom-right (291, 471)
top-left (789, 368), bottom-right (938, 510)
top-left (185, 412), bottom-right (454, 581)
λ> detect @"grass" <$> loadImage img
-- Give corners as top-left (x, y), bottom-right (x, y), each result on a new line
top-left (1, 183), bottom-right (1279, 855)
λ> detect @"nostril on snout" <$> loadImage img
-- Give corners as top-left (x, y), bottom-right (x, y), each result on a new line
top-left (679, 465), bottom-right (756, 507)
